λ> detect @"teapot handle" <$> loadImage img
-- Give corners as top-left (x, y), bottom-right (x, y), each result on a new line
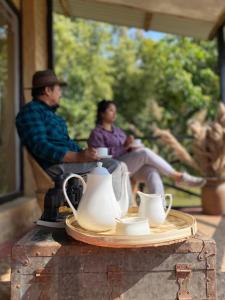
top-left (62, 174), bottom-right (87, 218)
top-left (164, 194), bottom-right (173, 218)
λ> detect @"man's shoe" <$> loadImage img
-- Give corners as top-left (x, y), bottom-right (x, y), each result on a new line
top-left (36, 212), bottom-right (66, 228)
top-left (36, 219), bottom-right (65, 228)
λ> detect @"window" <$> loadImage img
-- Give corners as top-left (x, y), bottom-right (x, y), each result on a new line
top-left (0, 0), bottom-right (21, 201)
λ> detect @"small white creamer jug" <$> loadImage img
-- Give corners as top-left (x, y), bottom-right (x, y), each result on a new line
top-left (137, 192), bottom-right (173, 226)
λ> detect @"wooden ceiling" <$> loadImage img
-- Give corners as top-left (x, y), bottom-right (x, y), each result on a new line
top-left (54, 0), bottom-right (225, 39)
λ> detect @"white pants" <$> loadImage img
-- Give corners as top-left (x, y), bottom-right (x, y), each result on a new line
top-left (118, 148), bottom-right (175, 194)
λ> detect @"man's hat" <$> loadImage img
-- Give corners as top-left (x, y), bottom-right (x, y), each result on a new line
top-left (25, 69), bottom-right (67, 89)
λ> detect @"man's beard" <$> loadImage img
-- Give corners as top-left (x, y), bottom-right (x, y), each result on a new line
top-left (51, 104), bottom-right (60, 111)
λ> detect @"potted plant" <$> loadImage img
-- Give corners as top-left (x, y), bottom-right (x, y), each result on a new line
top-left (154, 103), bottom-right (225, 215)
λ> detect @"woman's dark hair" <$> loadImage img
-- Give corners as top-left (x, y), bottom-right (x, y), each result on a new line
top-left (96, 99), bottom-right (116, 125)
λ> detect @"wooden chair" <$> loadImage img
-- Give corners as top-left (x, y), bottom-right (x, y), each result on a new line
top-left (26, 151), bottom-right (54, 211)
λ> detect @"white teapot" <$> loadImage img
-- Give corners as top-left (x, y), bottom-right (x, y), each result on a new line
top-left (63, 162), bottom-right (129, 232)
top-left (137, 192), bottom-right (173, 226)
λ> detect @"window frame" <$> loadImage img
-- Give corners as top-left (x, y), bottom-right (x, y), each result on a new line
top-left (0, 0), bottom-right (23, 204)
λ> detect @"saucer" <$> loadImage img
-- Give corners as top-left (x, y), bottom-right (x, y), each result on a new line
top-left (98, 155), bottom-right (112, 159)
top-left (130, 144), bottom-right (144, 149)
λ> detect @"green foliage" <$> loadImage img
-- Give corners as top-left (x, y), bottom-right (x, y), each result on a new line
top-left (54, 14), bottom-right (220, 161)
top-left (54, 15), bottom-right (114, 138)
top-left (141, 36), bottom-right (219, 135)
top-left (110, 30), bottom-right (151, 122)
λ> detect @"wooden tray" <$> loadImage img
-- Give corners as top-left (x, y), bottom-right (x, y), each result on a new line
top-left (65, 208), bottom-right (197, 248)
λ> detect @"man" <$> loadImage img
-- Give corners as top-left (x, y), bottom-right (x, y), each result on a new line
top-left (16, 70), bottom-right (100, 169)
top-left (16, 70), bottom-right (130, 222)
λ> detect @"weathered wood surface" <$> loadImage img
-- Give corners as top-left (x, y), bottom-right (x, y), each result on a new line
top-left (11, 226), bottom-right (217, 300)
top-left (65, 209), bottom-right (197, 248)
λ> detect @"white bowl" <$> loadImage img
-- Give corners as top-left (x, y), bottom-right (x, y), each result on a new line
top-left (115, 217), bottom-right (150, 236)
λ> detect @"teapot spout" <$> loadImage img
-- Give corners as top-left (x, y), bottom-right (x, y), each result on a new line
top-left (118, 171), bottom-right (130, 217)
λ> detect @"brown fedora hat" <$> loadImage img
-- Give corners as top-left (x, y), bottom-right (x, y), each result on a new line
top-left (25, 69), bottom-right (67, 89)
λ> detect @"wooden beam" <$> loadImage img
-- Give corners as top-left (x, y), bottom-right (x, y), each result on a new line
top-left (59, 0), bottom-right (70, 17)
top-left (208, 7), bottom-right (225, 40)
top-left (96, 0), bottom-right (218, 22)
top-left (144, 12), bottom-right (153, 31)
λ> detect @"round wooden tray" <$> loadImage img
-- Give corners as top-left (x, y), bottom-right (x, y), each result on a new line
top-left (65, 208), bottom-right (197, 248)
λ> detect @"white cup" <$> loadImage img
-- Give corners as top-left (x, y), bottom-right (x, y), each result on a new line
top-left (96, 147), bottom-right (108, 156)
top-left (134, 138), bottom-right (141, 144)
top-left (131, 139), bottom-right (142, 147)
top-left (115, 217), bottom-right (150, 235)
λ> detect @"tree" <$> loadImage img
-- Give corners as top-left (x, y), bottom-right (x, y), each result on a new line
top-left (54, 14), bottom-right (220, 158)
top-left (141, 36), bottom-right (219, 136)
top-left (54, 14), bottom-right (114, 139)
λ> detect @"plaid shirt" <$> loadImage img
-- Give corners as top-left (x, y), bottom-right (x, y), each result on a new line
top-left (16, 99), bottom-right (81, 169)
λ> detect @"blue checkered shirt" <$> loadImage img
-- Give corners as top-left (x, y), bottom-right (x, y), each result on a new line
top-left (16, 99), bottom-right (82, 169)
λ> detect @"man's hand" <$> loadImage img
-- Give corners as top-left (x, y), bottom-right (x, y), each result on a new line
top-left (80, 147), bottom-right (100, 162)
top-left (63, 147), bottom-right (100, 163)
top-left (124, 135), bottom-right (134, 150)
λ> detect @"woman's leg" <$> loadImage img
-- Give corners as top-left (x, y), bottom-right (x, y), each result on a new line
top-left (132, 165), bottom-right (166, 207)
top-left (119, 148), bottom-right (176, 177)
top-left (132, 165), bottom-right (164, 194)
top-left (119, 148), bottom-right (205, 187)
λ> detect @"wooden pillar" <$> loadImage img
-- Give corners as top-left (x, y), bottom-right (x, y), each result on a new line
top-left (21, 0), bottom-right (48, 196)
top-left (218, 25), bottom-right (225, 103)
top-left (22, 0), bottom-right (48, 102)
top-left (47, 0), bottom-right (54, 69)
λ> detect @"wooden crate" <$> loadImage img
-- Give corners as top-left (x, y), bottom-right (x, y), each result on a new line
top-left (11, 226), bottom-right (217, 300)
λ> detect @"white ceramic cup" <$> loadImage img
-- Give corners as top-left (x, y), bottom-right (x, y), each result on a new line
top-left (96, 147), bottom-right (108, 156)
top-left (131, 139), bottom-right (142, 146)
top-left (115, 217), bottom-right (150, 235)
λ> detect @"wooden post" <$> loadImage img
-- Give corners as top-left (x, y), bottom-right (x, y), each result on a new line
top-left (218, 25), bottom-right (225, 103)
top-left (21, 0), bottom-right (48, 196)
top-left (47, 0), bottom-right (54, 69)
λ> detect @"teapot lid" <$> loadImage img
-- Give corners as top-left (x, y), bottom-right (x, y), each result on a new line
top-left (90, 162), bottom-right (109, 175)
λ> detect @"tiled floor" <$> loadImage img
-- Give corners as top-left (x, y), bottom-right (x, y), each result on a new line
top-left (1, 210), bottom-right (225, 299)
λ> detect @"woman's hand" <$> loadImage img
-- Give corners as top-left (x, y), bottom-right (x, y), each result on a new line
top-left (124, 135), bottom-right (134, 150)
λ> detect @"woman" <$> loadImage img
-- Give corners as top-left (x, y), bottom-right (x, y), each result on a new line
top-left (88, 100), bottom-right (205, 198)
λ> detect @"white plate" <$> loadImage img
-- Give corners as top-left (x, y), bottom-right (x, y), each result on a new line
top-left (98, 155), bottom-right (112, 159)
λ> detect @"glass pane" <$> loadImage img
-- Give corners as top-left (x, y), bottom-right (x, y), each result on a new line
top-left (0, 1), bottom-right (20, 196)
